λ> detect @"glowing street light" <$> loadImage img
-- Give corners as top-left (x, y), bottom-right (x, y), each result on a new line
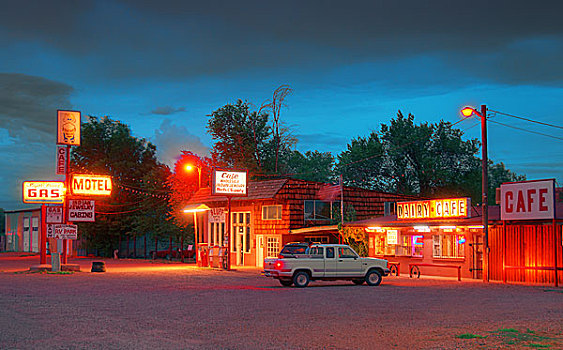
top-left (460, 104), bottom-right (489, 282)
top-left (185, 164), bottom-right (202, 189)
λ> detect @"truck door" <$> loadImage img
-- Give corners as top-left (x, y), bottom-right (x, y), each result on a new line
top-left (324, 247), bottom-right (337, 277)
top-left (336, 246), bottom-right (363, 277)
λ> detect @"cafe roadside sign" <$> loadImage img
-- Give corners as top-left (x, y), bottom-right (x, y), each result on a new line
top-left (212, 170), bottom-right (248, 196)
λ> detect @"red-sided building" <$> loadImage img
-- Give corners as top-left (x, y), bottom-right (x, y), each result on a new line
top-left (185, 178), bottom-right (415, 268)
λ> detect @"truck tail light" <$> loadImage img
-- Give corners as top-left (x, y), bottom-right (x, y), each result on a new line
top-left (275, 261), bottom-right (283, 270)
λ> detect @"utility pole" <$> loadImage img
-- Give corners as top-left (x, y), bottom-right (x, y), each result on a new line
top-left (480, 104), bottom-right (489, 283)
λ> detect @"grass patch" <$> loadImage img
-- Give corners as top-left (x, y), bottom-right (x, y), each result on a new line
top-left (456, 333), bottom-right (486, 339)
top-left (485, 328), bottom-right (558, 348)
top-left (457, 328), bottom-right (560, 348)
top-left (46, 271), bottom-right (74, 275)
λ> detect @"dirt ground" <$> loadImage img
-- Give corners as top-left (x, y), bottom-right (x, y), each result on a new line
top-left (0, 253), bottom-right (562, 349)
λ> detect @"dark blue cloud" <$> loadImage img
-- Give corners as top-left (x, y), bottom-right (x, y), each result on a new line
top-left (148, 106), bottom-right (186, 115)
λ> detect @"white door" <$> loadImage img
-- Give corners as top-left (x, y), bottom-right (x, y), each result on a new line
top-left (336, 246), bottom-right (363, 277)
top-left (23, 218), bottom-right (30, 252)
top-left (256, 235), bottom-right (264, 268)
top-left (31, 217), bottom-right (39, 252)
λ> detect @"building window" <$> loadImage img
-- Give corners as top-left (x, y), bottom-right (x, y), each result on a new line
top-left (209, 222), bottom-right (226, 246)
top-left (266, 237), bottom-right (280, 258)
top-left (373, 232), bottom-right (424, 258)
top-left (304, 236), bottom-right (329, 244)
top-left (231, 212), bottom-right (251, 253)
top-left (262, 205), bottom-right (282, 220)
top-left (304, 200), bottom-right (336, 221)
top-left (396, 235), bottom-right (412, 256)
top-left (433, 234), bottom-right (465, 258)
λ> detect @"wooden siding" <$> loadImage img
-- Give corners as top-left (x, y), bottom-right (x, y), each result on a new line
top-left (277, 179), bottom-right (415, 230)
top-left (489, 223), bottom-right (562, 285)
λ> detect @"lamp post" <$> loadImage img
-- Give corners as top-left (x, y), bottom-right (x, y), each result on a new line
top-left (184, 164), bottom-right (203, 264)
top-left (183, 204), bottom-right (210, 265)
top-left (461, 105), bottom-right (489, 282)
top-left (185, 164), bottom-right (202, 189)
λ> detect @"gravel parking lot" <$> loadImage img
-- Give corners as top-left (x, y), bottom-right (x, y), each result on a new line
top-left (1, 254), bottom-right (562, 349)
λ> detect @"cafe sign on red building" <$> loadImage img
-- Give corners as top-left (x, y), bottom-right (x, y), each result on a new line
top-left (397, 197), bottom-right (470, 220)
top-left (212, 170), bottom-right (247, 196)
top-left (500, 179), bottom-right (555, 221)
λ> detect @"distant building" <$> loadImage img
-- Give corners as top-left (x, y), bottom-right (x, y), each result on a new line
top-left (3, 208), bottom-right (42, 252)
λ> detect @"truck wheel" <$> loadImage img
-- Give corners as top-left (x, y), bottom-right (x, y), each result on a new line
top-left (293, 271), bottom-right (310, 288)
top-left (352, 279), bottom-right (364, 285)
top-left (279, 279), bottom-right (293, 287)
top-left (365, 270), bottom-right (382, 286)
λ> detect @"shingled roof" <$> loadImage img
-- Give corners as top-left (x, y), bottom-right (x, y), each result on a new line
top-left (186, 178), bottom-right (289, 204)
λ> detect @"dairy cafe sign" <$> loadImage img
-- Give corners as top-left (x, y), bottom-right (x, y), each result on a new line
top-left (71, 174), bottom-right (112, 196)
top-left (212, 170), bottom-right (247, 196)
top-left (68, 199), bottom-right (95, 222)
top-left (501, 179), bottom-right (555, 220)
top-left (397, 197), bottom-right (470, 220)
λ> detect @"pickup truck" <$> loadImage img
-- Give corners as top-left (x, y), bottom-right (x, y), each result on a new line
top-left (262, 244), bottom-right (390, 288)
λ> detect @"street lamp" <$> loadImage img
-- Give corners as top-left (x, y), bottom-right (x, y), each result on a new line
top-left (460, 104), bottom-right (489, 282)
top-left (185, 164), bottom-right (202, 189)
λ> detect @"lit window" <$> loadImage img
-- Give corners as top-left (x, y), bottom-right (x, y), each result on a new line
top-left (266, 237), bottom-right (280, 258)
top-left (432, 234), bottom-right (465, 258)
top-left (262, 205), bottom-right (282, 220)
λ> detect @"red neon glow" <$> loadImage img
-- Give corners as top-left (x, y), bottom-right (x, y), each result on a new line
top-left (412, 235), bottom-right (424, 246)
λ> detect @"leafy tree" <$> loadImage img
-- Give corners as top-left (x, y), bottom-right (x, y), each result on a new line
top-left (486, 161), bottom-right (526, 205)
top-left (285, 150), bottom-right (335, 183)
top-left (0, 208), bottom-right (4, 235)
top-left (336, 111), bottom-right (523, 204)
top-left (335, 131), bottom-right (387, 190)
top-left (207, 98), bottom-right (296, 176)
top-left (71, 116), bottom-right (175, 256)
top-left (207, 99), bottom-right (271, 174)
top-left (262, 85), bottom-right (293, 173)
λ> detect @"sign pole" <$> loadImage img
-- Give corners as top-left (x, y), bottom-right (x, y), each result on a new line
top-left (481, 104), bottom-right (489, 283)
top-left (62, 144), bottom-right (71, 265)
top-left (40, 204), bottom-right (47, 264)
top-left (227, 196), bottom-right (232, 270)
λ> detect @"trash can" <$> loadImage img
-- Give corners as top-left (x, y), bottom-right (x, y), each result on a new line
top-left (91, 261), bottom-right (106, 272)
top-left (51, 253), bottom-right (61, 272)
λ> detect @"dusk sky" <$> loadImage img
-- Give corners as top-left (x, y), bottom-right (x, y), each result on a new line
top-left (1, 0), bottom-right (562, 209)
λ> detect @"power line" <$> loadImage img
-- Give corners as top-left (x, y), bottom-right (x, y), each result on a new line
top-left (488, 119), bottom-right (563, 141)
top-left (488, 109), bottom-right (563, 130)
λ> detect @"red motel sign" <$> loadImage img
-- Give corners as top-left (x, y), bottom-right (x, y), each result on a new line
top-left (397, 197), bottom-right (470, 220)
top-left (71, 174), bottom-right (112, 196)
top-left (23, 181), bottom-right (66, 204)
